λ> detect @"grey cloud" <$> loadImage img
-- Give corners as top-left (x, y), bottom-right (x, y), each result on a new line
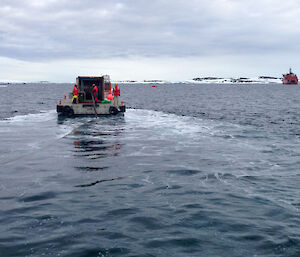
top-left (0, 0), bottom-right (299, 61)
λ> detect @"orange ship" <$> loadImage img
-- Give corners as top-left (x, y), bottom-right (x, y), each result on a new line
top-left (282, 68), bottom-right (298, 84)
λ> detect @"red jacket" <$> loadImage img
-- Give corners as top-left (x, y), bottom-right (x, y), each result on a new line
top-left (113, 85), bottom-right (120, 96)
top-left (92, 86), bottom-right (98, 94)
top-left (92, 85), bottom-right (98, 100)
top-left (73, 85), bottom-right (78, 96)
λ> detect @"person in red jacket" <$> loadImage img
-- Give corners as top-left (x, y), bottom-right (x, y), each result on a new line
top-left (72, 84), bottom-right (78, 103)
top-left (91, 84), bottom-right (98, 102)
top-left (113, 84), bottom-right (120, 96)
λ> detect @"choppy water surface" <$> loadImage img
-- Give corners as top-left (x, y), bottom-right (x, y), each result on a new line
top-left (0, 83), bottom-right (299, 256)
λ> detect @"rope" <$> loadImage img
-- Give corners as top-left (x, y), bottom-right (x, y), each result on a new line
top-left (91, 94), bottom-right (98, 118)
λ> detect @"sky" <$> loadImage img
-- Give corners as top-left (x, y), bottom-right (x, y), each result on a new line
top-left (0, 0), bottom-right (300, 82)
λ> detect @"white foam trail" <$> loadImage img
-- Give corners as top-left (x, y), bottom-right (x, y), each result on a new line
top-left (2, 110), bottom-right (56, 124)
top-left (125, 108), bottom-right (237, 139)
top-left (124, 109), bottom-right (279, 179)
top-left (0, 110), bottom-right (80, 139)
top-left (0, 110), bottom-right (93, 165)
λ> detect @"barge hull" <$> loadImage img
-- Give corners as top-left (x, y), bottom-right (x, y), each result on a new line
top-left (57, 104), bottom-right (126, 117)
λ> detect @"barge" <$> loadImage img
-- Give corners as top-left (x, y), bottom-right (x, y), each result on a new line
top-left (57, 76), bottom-right (125, 117)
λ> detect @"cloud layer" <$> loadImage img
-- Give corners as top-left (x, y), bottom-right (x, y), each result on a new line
top-left (1, 0), bottom-right (300, 60)
top-left (0, 0), bottom-right (300, 80)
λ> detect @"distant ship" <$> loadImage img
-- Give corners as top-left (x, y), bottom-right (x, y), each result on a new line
top-left (282, 68), bottom-right (298, 84)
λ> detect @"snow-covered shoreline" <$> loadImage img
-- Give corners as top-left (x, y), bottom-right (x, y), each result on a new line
top-left (113, 77), bottom-right (282, 84)
top-left (0, 77), bottom-right (283, 85)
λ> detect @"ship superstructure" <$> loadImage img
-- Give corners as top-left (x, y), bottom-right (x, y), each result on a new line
top-left (282, 68), bottom-right (298, 84)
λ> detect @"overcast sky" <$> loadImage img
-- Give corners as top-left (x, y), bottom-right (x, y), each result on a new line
top-left (0, 0), bottom-right (300, 82)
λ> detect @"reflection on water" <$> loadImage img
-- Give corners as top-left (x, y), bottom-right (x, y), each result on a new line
top-left (75, 166), bottom-right (109, 171)
top-left (72, 126), bottom-right (123, 159)
top-left (75, 177), bottom-right (124, 187)
top-left (58, 116), bottom-right (126, 187)
top-left (56, 116), bottom-right (125, 161)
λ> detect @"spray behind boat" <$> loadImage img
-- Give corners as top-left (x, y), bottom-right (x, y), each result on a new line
top-left (57, 75), bottom-right (126, 116)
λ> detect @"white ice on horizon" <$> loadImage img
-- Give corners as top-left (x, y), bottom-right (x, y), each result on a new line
top-left (112, 77), bottom-right (283, 84)
top-left (0, 77), bottom-right (283, 85)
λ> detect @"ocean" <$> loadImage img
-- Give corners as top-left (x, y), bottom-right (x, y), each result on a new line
top-left (0, 83), bottom-right (299, 256)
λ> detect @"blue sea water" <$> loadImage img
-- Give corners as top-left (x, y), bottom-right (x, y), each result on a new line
top-left (0, 83), bottom-right (299, 257)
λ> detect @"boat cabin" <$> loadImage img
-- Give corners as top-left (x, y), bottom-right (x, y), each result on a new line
top-left (76, 76), bottom-right (111, 102)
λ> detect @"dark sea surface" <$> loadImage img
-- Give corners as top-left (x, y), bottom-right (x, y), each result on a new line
top-left (0, 83), bottom-right (299, 257)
